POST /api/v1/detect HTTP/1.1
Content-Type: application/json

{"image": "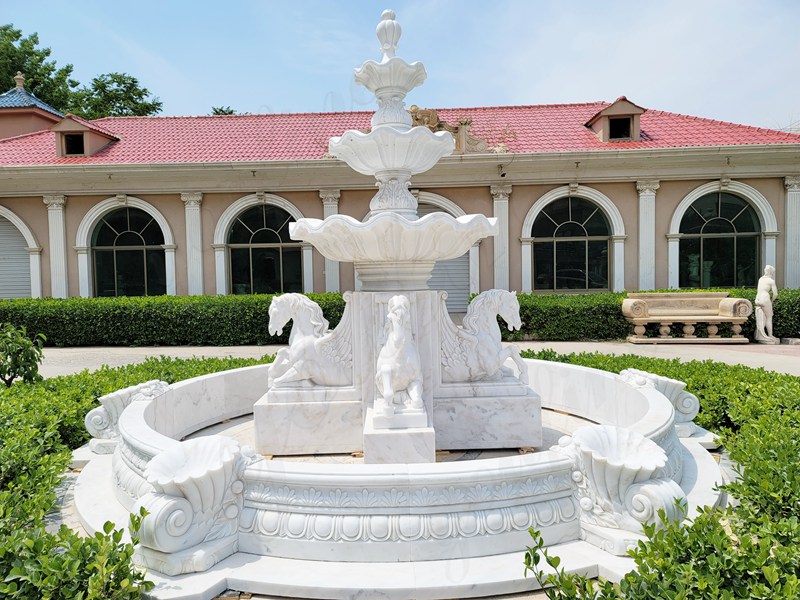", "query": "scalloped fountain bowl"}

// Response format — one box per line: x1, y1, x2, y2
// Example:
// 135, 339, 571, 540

290, 211, 498, 291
